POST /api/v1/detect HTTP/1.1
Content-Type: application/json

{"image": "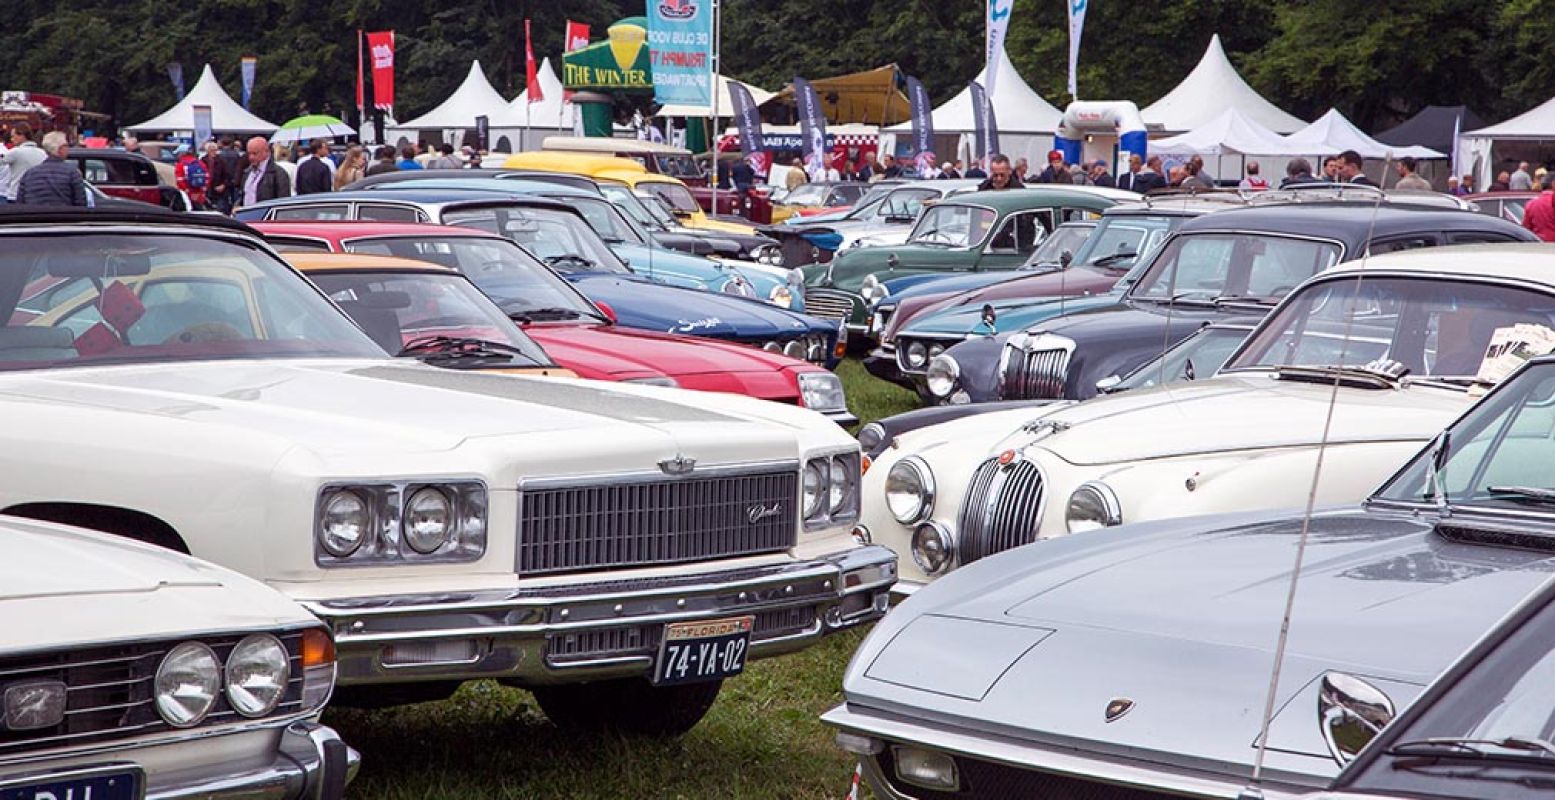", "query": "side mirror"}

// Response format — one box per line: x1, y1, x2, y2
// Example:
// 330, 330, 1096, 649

886, 253, 900, 270
1060, 250, 1073, 268
593, 301, 618, 324
1318, 672, 1396, 765
1095, 375, 1122, 393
